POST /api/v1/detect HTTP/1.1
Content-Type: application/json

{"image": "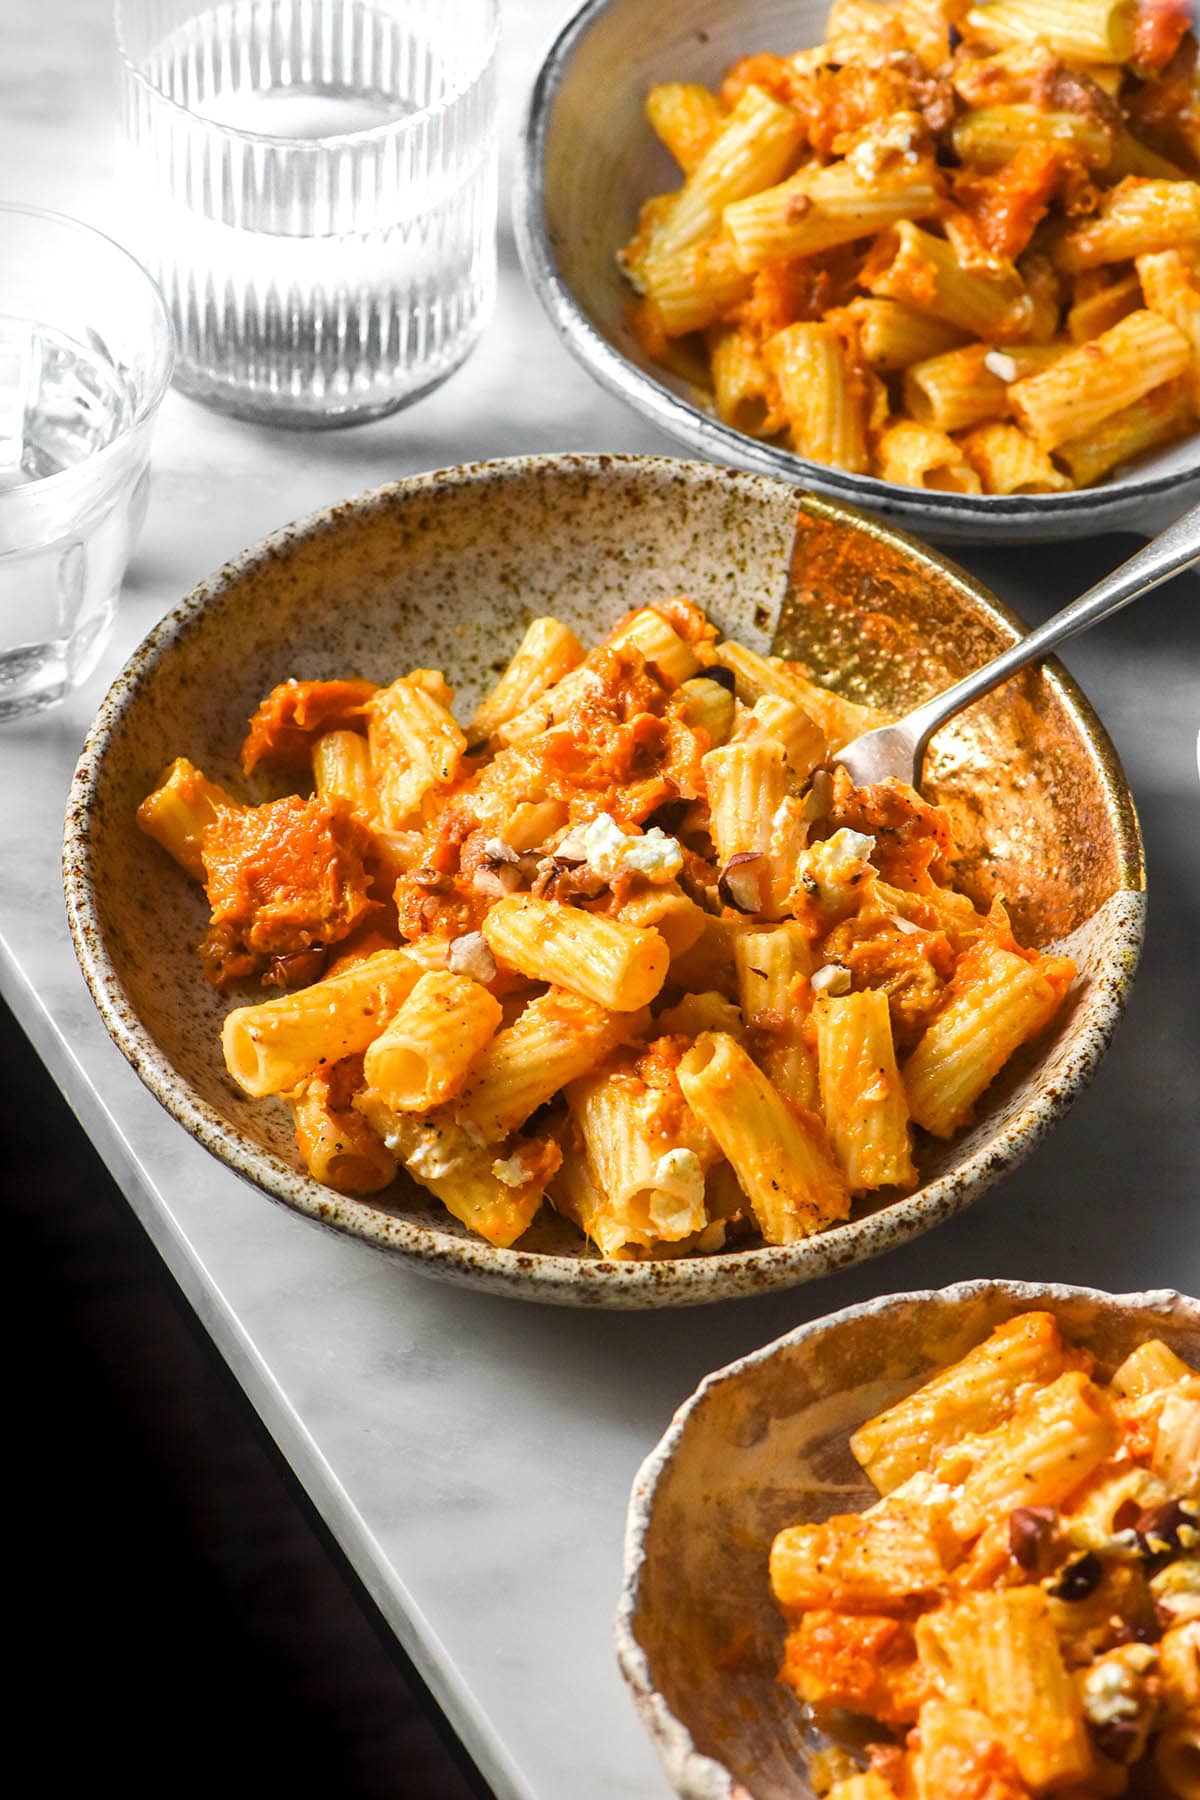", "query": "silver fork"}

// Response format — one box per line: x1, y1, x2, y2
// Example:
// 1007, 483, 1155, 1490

834, 499, 1200, 791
